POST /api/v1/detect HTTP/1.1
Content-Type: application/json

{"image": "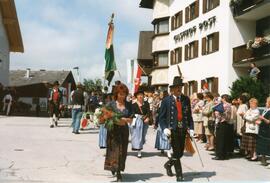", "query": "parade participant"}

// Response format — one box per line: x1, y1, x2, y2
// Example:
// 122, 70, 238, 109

192, 93, 204, 142
154, 90, 172, 157
70, 83, 85, 134
159, 76, 194, 182
48, 81, 62, 128
212, 94, 232, 160
98, 93, 112, 149
103, 83, 132, 182
2, 90, 12, 116
256, 97, 270, 166
130, 88, 151, 158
